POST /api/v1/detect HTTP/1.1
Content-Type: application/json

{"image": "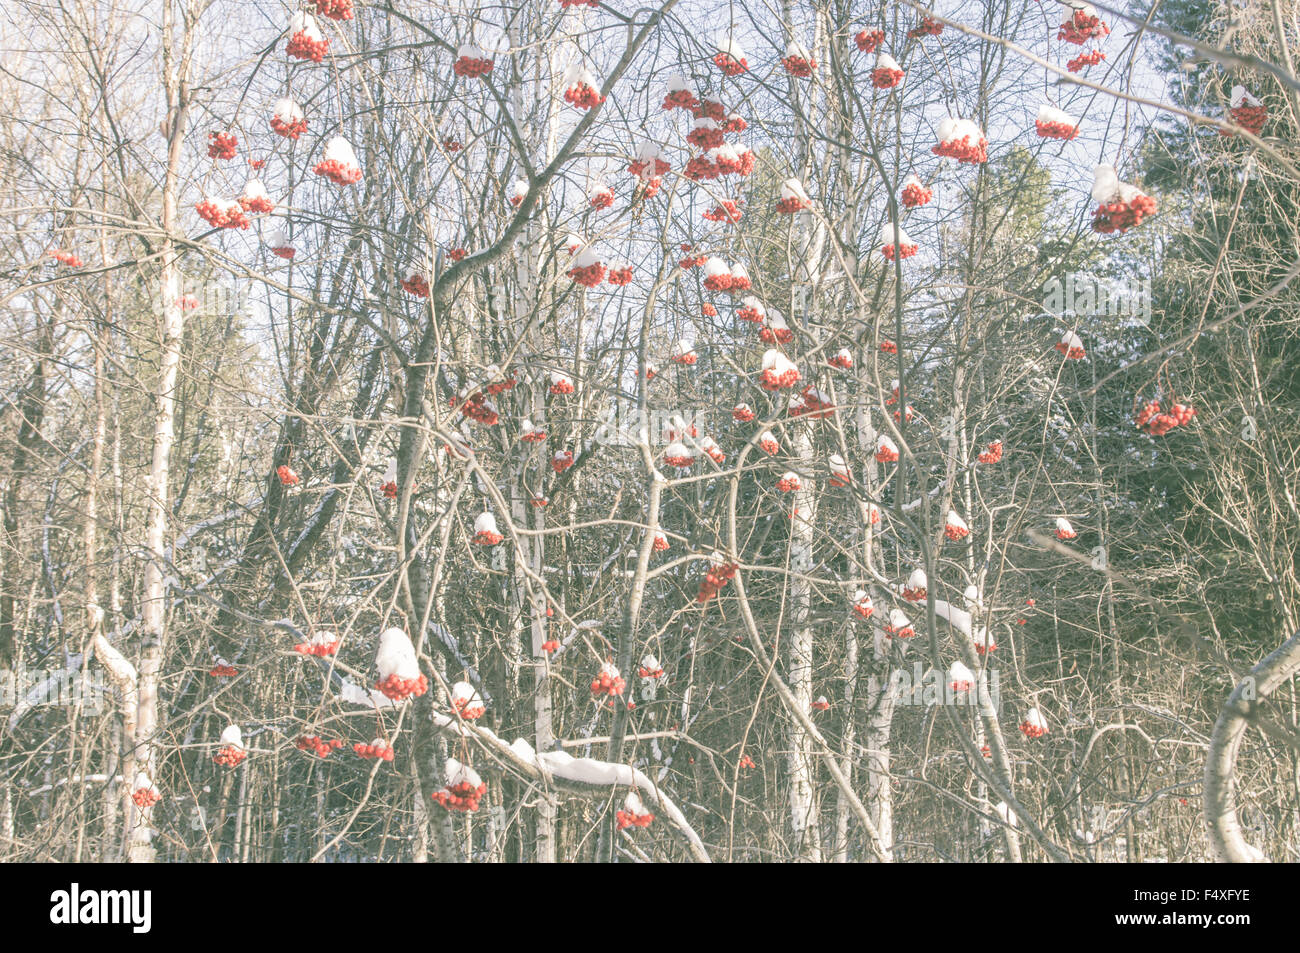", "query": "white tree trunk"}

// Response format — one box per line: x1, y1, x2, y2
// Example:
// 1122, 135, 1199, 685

130, 0, 189, 862
786, 425, 821, 861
